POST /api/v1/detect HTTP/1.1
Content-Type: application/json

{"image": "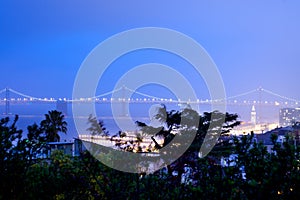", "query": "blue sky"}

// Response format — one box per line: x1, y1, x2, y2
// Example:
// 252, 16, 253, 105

1, 0, 300, 100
